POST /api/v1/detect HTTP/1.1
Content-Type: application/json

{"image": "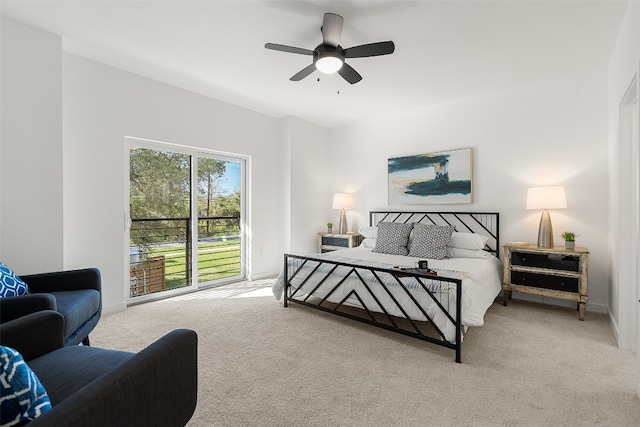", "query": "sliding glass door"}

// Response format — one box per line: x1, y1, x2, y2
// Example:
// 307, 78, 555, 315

128, 139, 245, 301
195, 155, 243, 283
